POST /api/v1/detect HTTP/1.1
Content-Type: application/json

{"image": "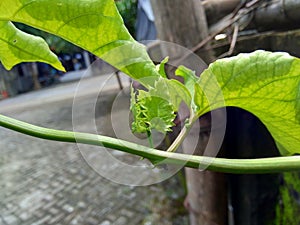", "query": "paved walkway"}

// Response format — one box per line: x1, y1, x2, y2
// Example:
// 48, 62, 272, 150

0, 74, 188, 225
